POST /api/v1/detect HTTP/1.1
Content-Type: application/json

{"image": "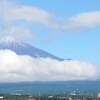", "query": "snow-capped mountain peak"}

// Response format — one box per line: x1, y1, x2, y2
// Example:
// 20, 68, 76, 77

0, 36, 21, 44
1, 36, 17, 43
0, 36, 63, 61
0, 36, 26, 47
